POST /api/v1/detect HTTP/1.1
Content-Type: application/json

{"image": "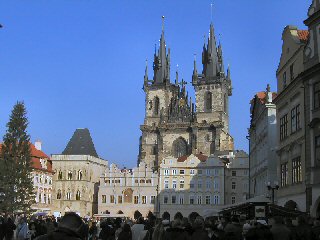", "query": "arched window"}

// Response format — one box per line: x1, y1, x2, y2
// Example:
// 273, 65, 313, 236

78, 170, 83, 180
210, 141, 216, 155
205, 92, 212, 112
57, 190, 62, 200
44, 194, 47, 204
76, 190, 81, 201
67, 171, 73, 180
172, 138, 188, 158
58, 171, 63, 180
154, 97, 160, 116
66, 190, 72, 200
